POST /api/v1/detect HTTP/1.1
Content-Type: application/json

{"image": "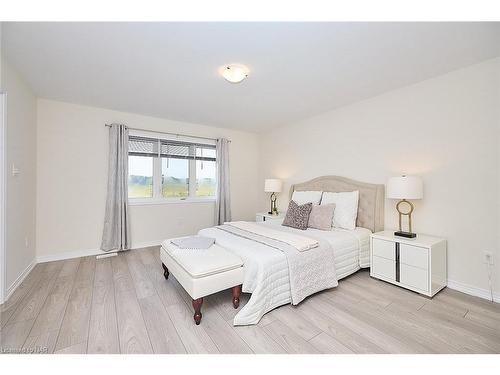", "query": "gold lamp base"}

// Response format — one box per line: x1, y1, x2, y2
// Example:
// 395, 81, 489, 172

395, 199, 417, 238
268, 192, 279, 215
